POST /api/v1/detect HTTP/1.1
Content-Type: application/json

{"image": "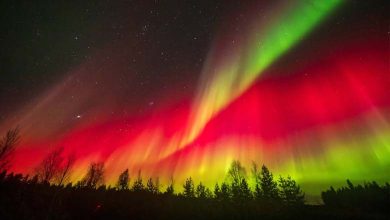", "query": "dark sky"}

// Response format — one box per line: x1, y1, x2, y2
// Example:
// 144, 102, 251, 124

0, 0, 230, 119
